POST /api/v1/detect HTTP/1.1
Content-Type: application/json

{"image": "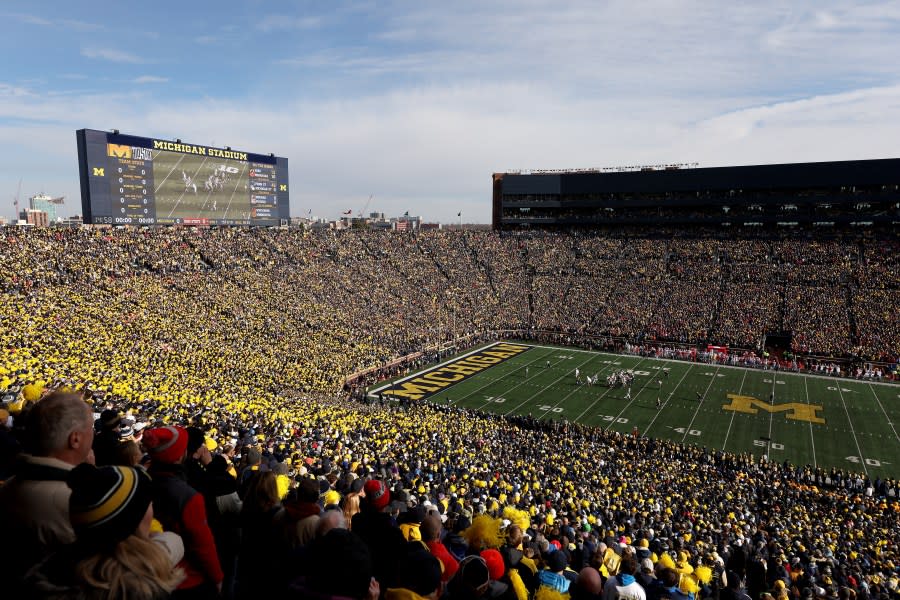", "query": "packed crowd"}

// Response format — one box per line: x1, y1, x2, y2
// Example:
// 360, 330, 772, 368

1, 386, 898, 600
0, 227, 898, 599
0, 229, 896, 384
